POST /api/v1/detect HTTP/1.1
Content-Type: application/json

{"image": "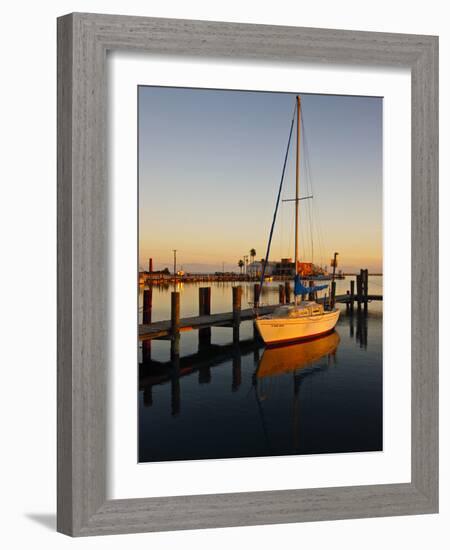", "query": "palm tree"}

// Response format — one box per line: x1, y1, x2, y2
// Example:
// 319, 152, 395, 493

238, 259, 244, 274
249, 249, 256, 278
